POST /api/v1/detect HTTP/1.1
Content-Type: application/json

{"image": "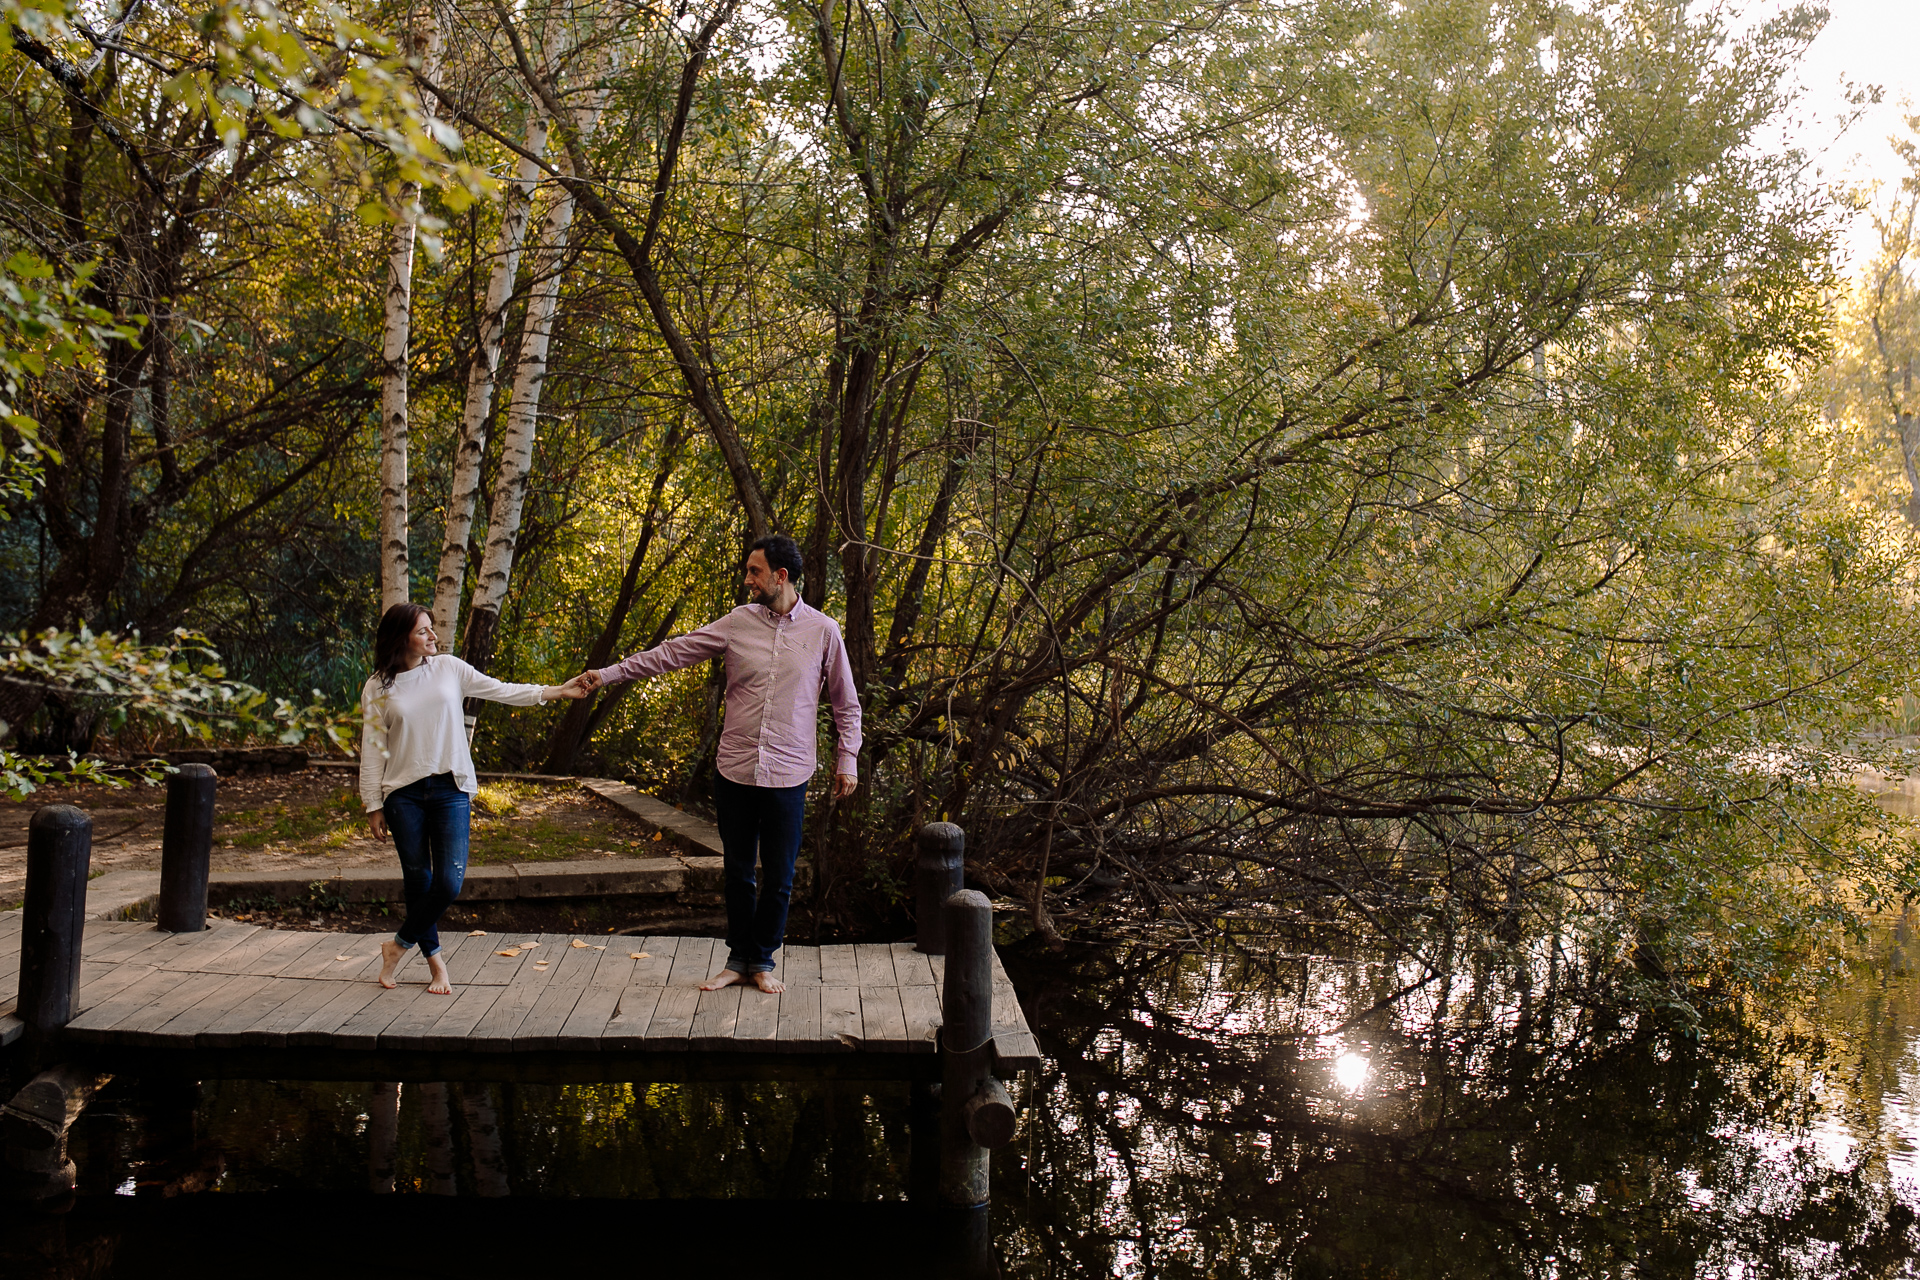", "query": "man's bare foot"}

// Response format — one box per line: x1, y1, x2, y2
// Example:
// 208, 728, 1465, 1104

699, 968, 745, 991
378, 939, 404, 989
750, 971, 786, 994
426, 954, 453, 996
